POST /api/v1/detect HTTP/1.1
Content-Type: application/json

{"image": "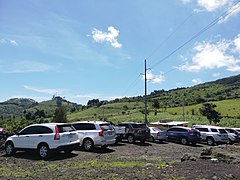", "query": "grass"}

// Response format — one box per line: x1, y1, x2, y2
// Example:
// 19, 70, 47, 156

0, 157, 171, 179
67, 99, 240, 127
